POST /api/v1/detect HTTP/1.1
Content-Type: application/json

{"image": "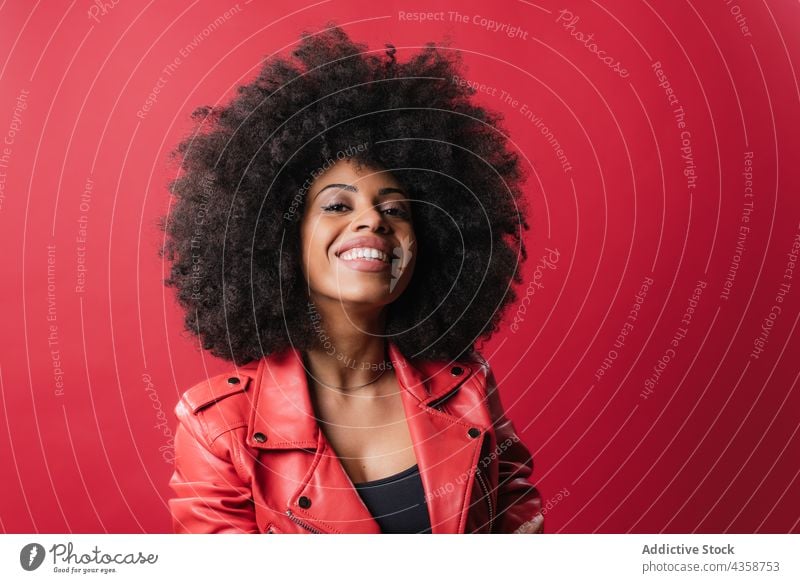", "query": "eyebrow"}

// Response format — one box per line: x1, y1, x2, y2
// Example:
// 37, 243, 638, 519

312, 183, 407, 201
